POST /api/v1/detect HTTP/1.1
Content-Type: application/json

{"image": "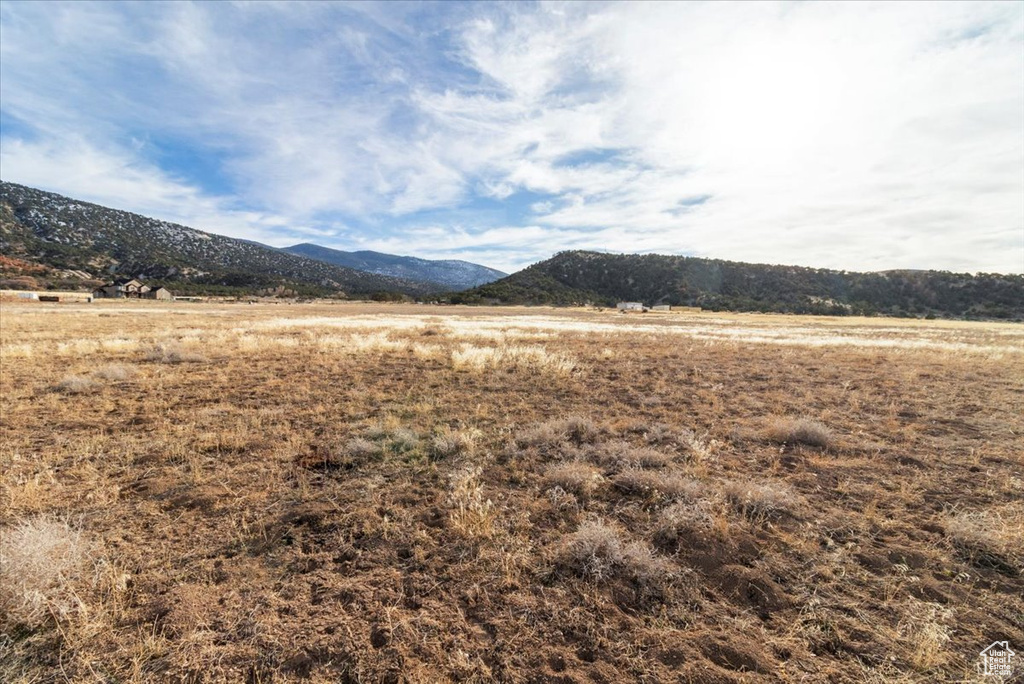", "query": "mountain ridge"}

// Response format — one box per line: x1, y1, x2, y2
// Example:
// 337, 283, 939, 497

282, 243, 506, 290
0, 181, 435, 297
